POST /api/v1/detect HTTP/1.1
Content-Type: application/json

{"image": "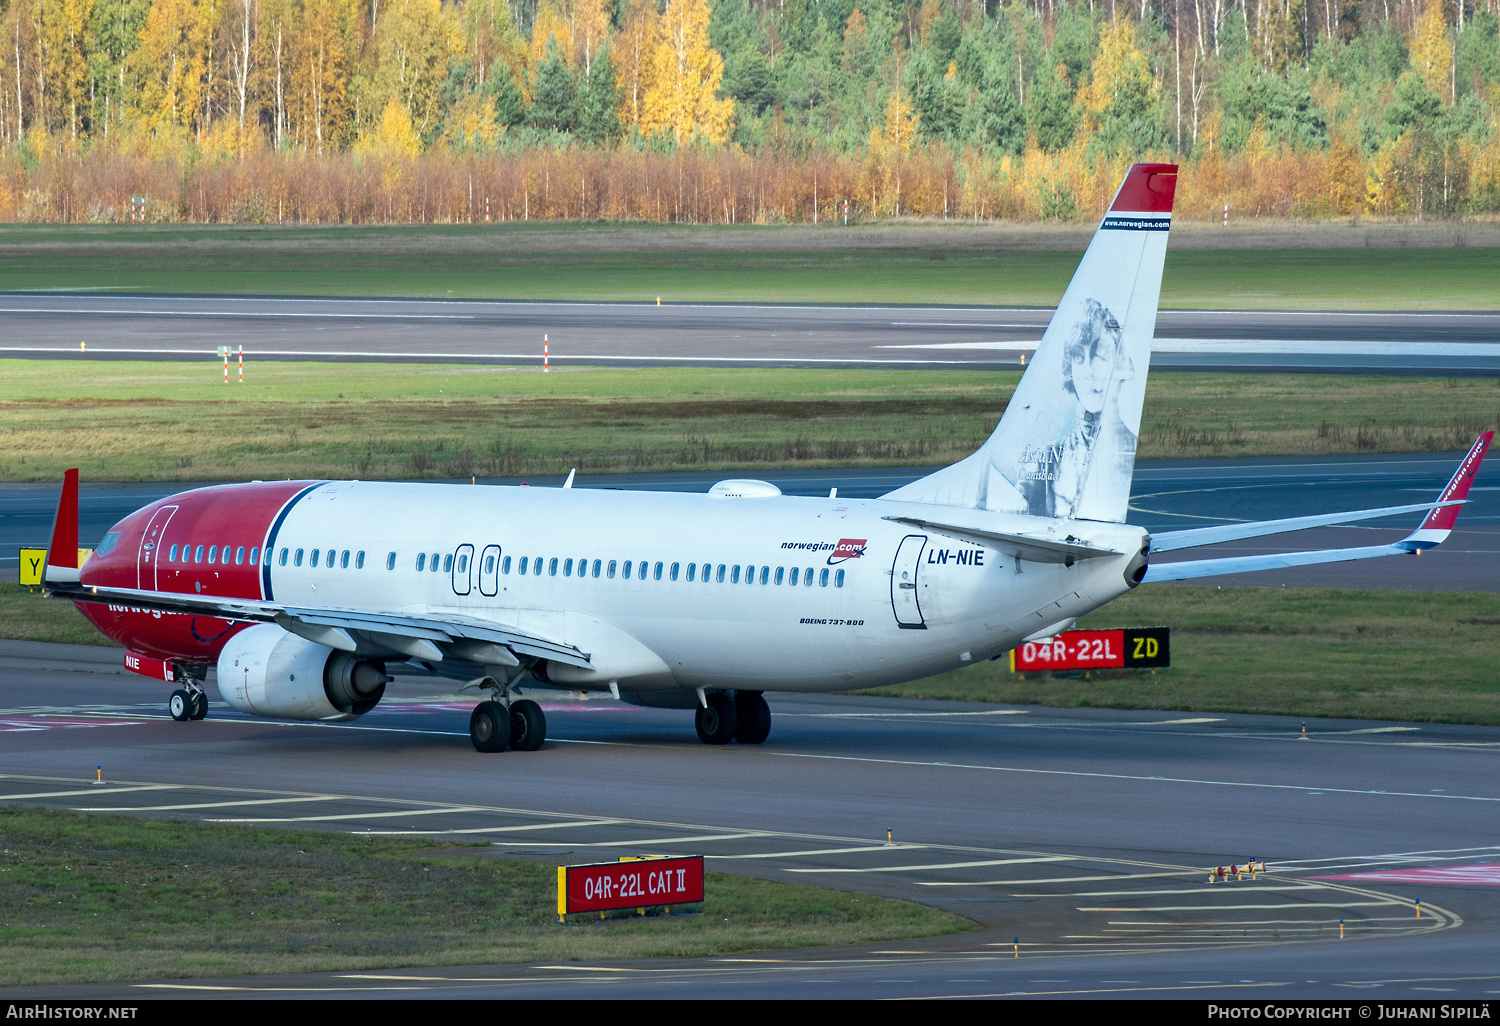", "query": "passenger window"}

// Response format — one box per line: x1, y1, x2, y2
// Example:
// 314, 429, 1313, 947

730, 565, 740, 584
820, 568, 830, 587
207, 546, 217, 565
563, 558, 573, 577
549, 557, 558, 576
484, 555, 495, 574
775, 566, 784, 585
655, 561, 664, 581
342, 550, 351, 569
310, 549, 319, 568
835, 569, 845, 587
430, 552, 439, 572
250, 547, 260, 566
501, 556, 511, 574
607, 560, 617, 579
745, 565, 755, 583
279, 548, 289, 566
169, 544, 178, 562
716, 564, 726, 583
592, 559, 602, 578
759, 566, 769, 585
533, 557, 543, 576
789, 567, 798, 586
686, 563, 696, 582
294, 548, 304, 567
417, 553, 427, 572
356, 551, 365, 570
670, 562, 680, 581
194, 545, 204, 564
235, 546, 245, 565
444, 554, 454, 573
805, 567, 815, 586
517, 556, 527, 575
385, 551, 395, 570
457, 554, 468, 574
622, 560, 632, 579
